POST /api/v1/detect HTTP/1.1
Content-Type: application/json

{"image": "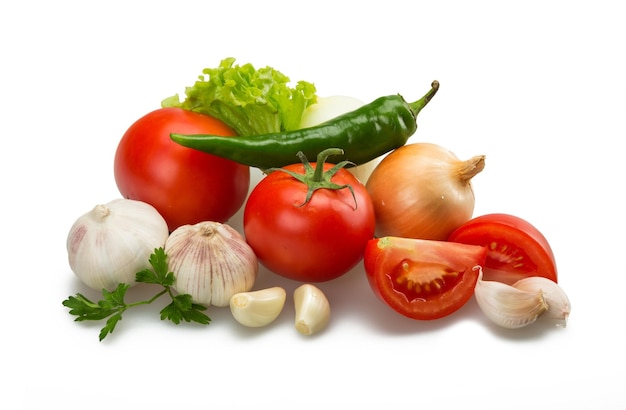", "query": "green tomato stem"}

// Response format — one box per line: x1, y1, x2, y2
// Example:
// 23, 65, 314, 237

267, 148, 358, 208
